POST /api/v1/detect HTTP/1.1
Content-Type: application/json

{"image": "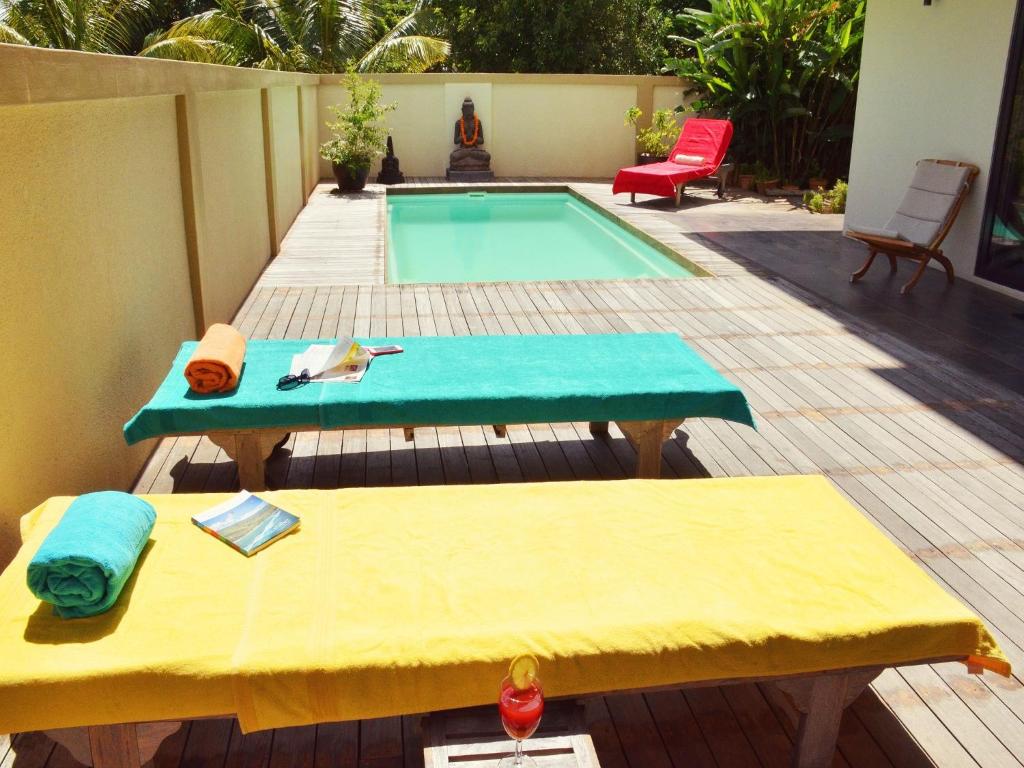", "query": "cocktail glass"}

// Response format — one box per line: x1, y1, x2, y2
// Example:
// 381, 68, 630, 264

497, 670, 544, 768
